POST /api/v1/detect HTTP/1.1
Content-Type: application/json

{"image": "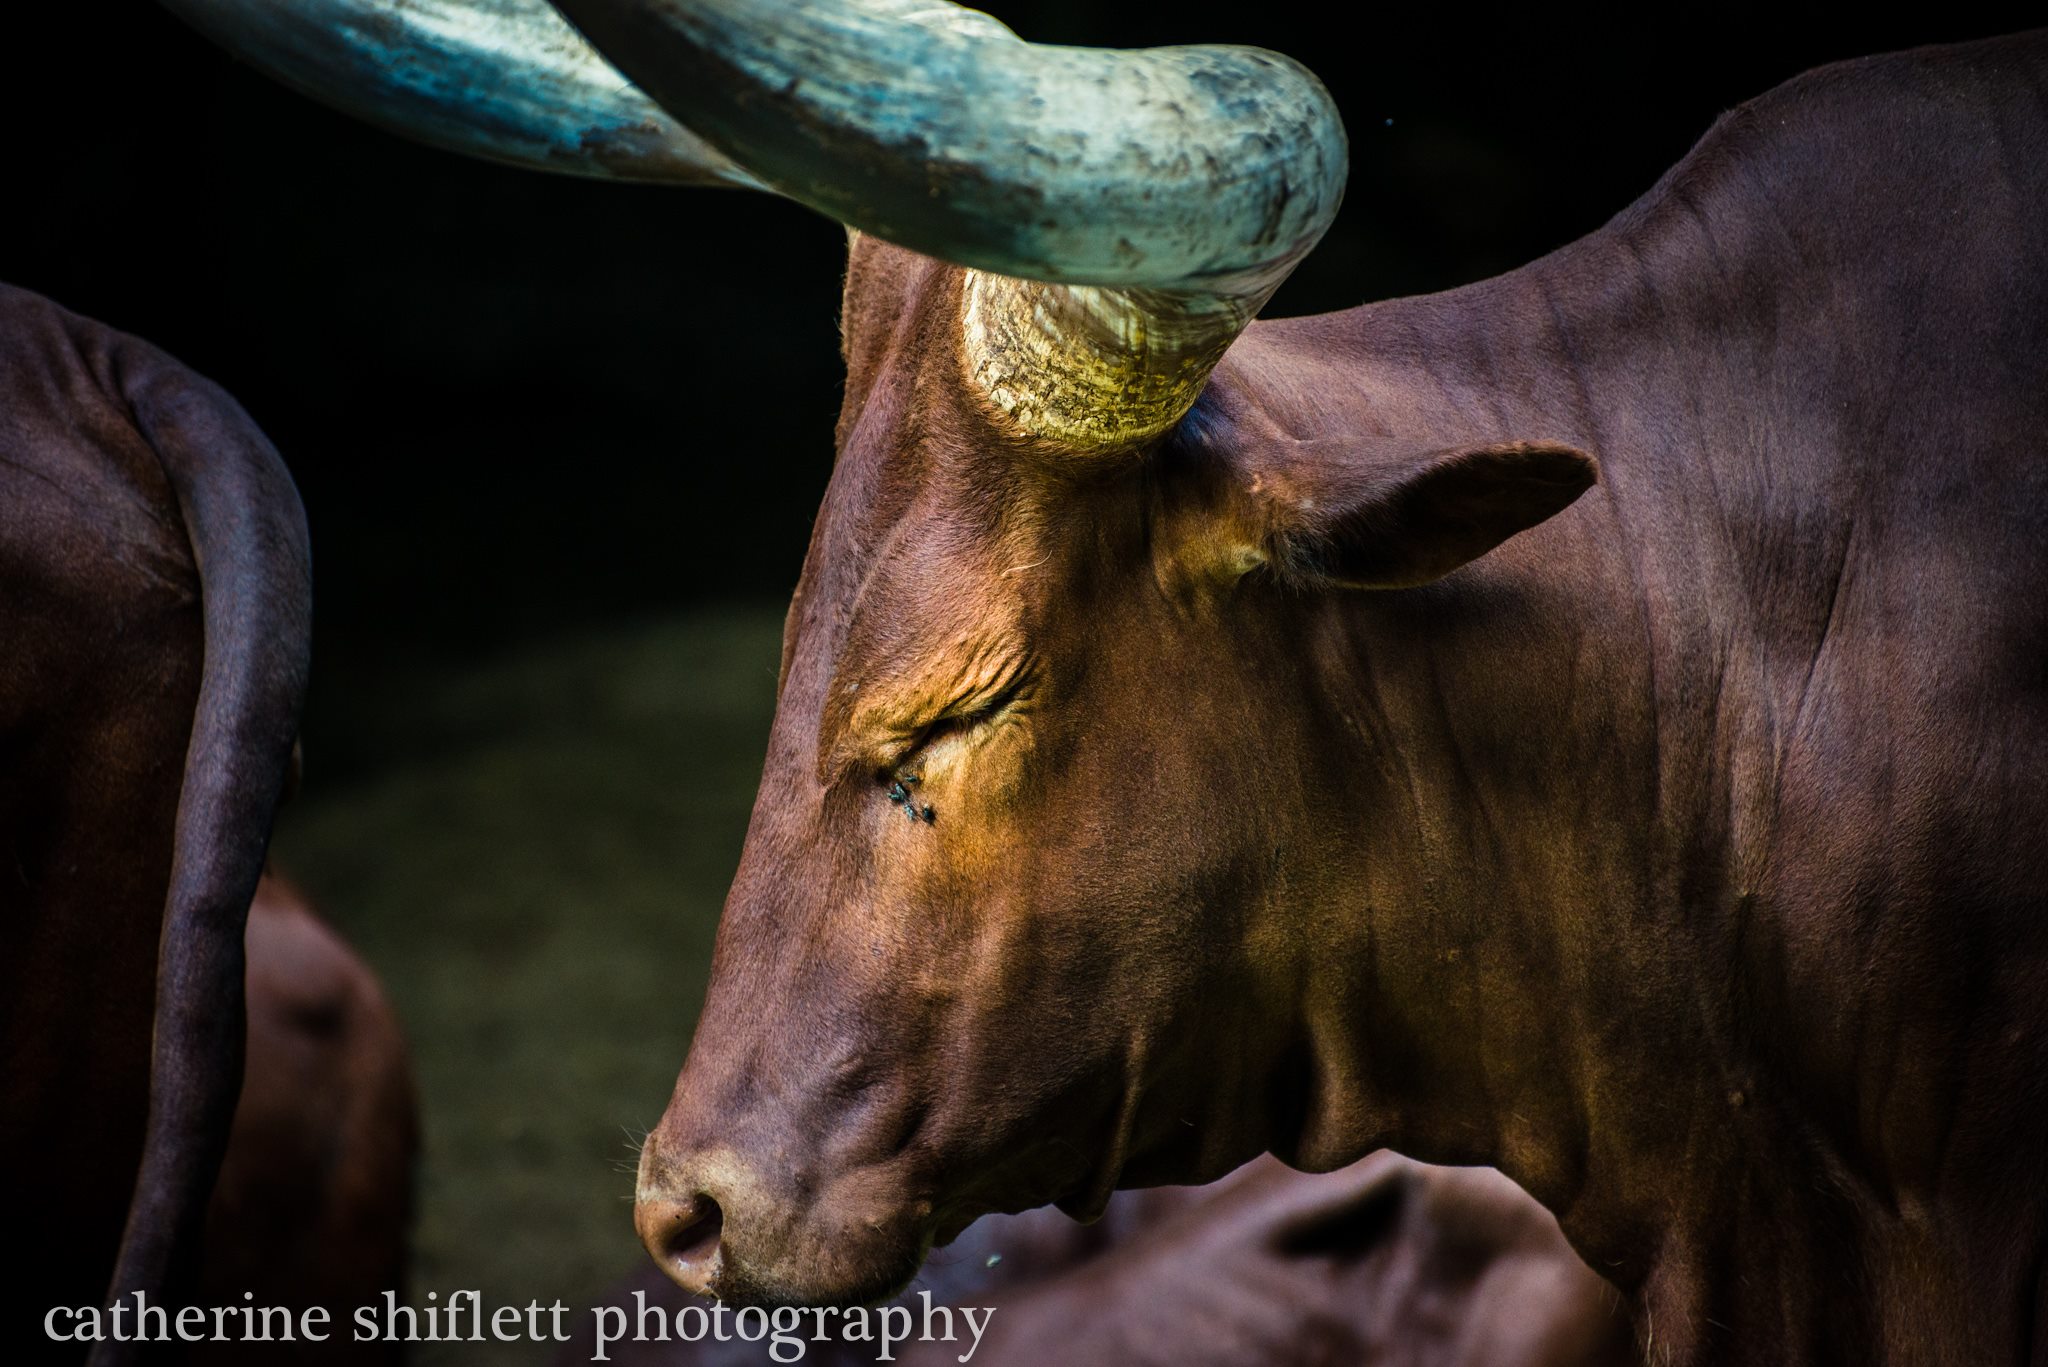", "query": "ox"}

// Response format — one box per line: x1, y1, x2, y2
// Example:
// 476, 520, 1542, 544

0, 281, 309, 1363
172, 3, 2048, 1363
563, 1153, 1630, 1367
